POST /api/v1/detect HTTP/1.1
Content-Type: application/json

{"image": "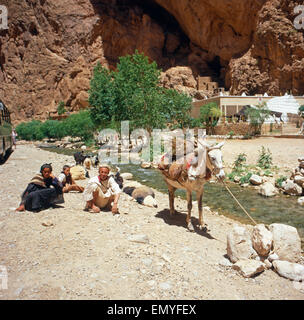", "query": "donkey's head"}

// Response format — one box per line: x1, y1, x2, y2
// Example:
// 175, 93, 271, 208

206, 142, 225, 180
